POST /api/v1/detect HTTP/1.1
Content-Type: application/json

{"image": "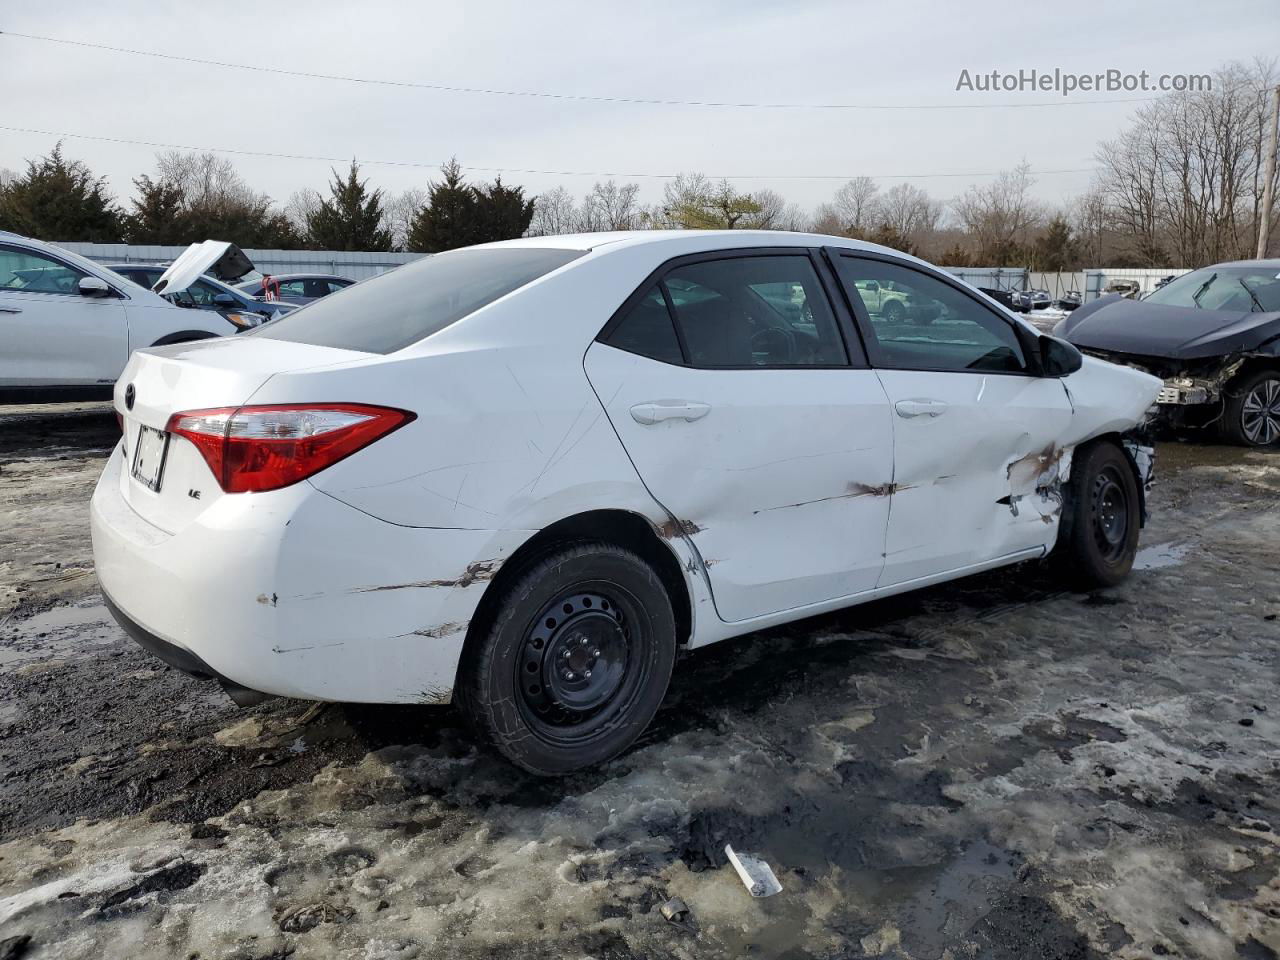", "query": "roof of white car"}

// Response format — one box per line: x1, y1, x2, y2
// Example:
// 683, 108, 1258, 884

479, 230, 897, 256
